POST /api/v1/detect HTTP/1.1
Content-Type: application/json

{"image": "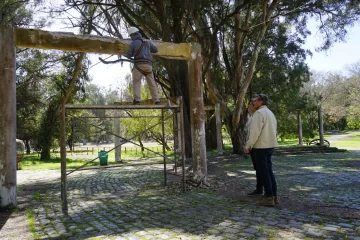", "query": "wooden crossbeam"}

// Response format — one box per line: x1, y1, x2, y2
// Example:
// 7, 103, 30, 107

14, 28, 191, 60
